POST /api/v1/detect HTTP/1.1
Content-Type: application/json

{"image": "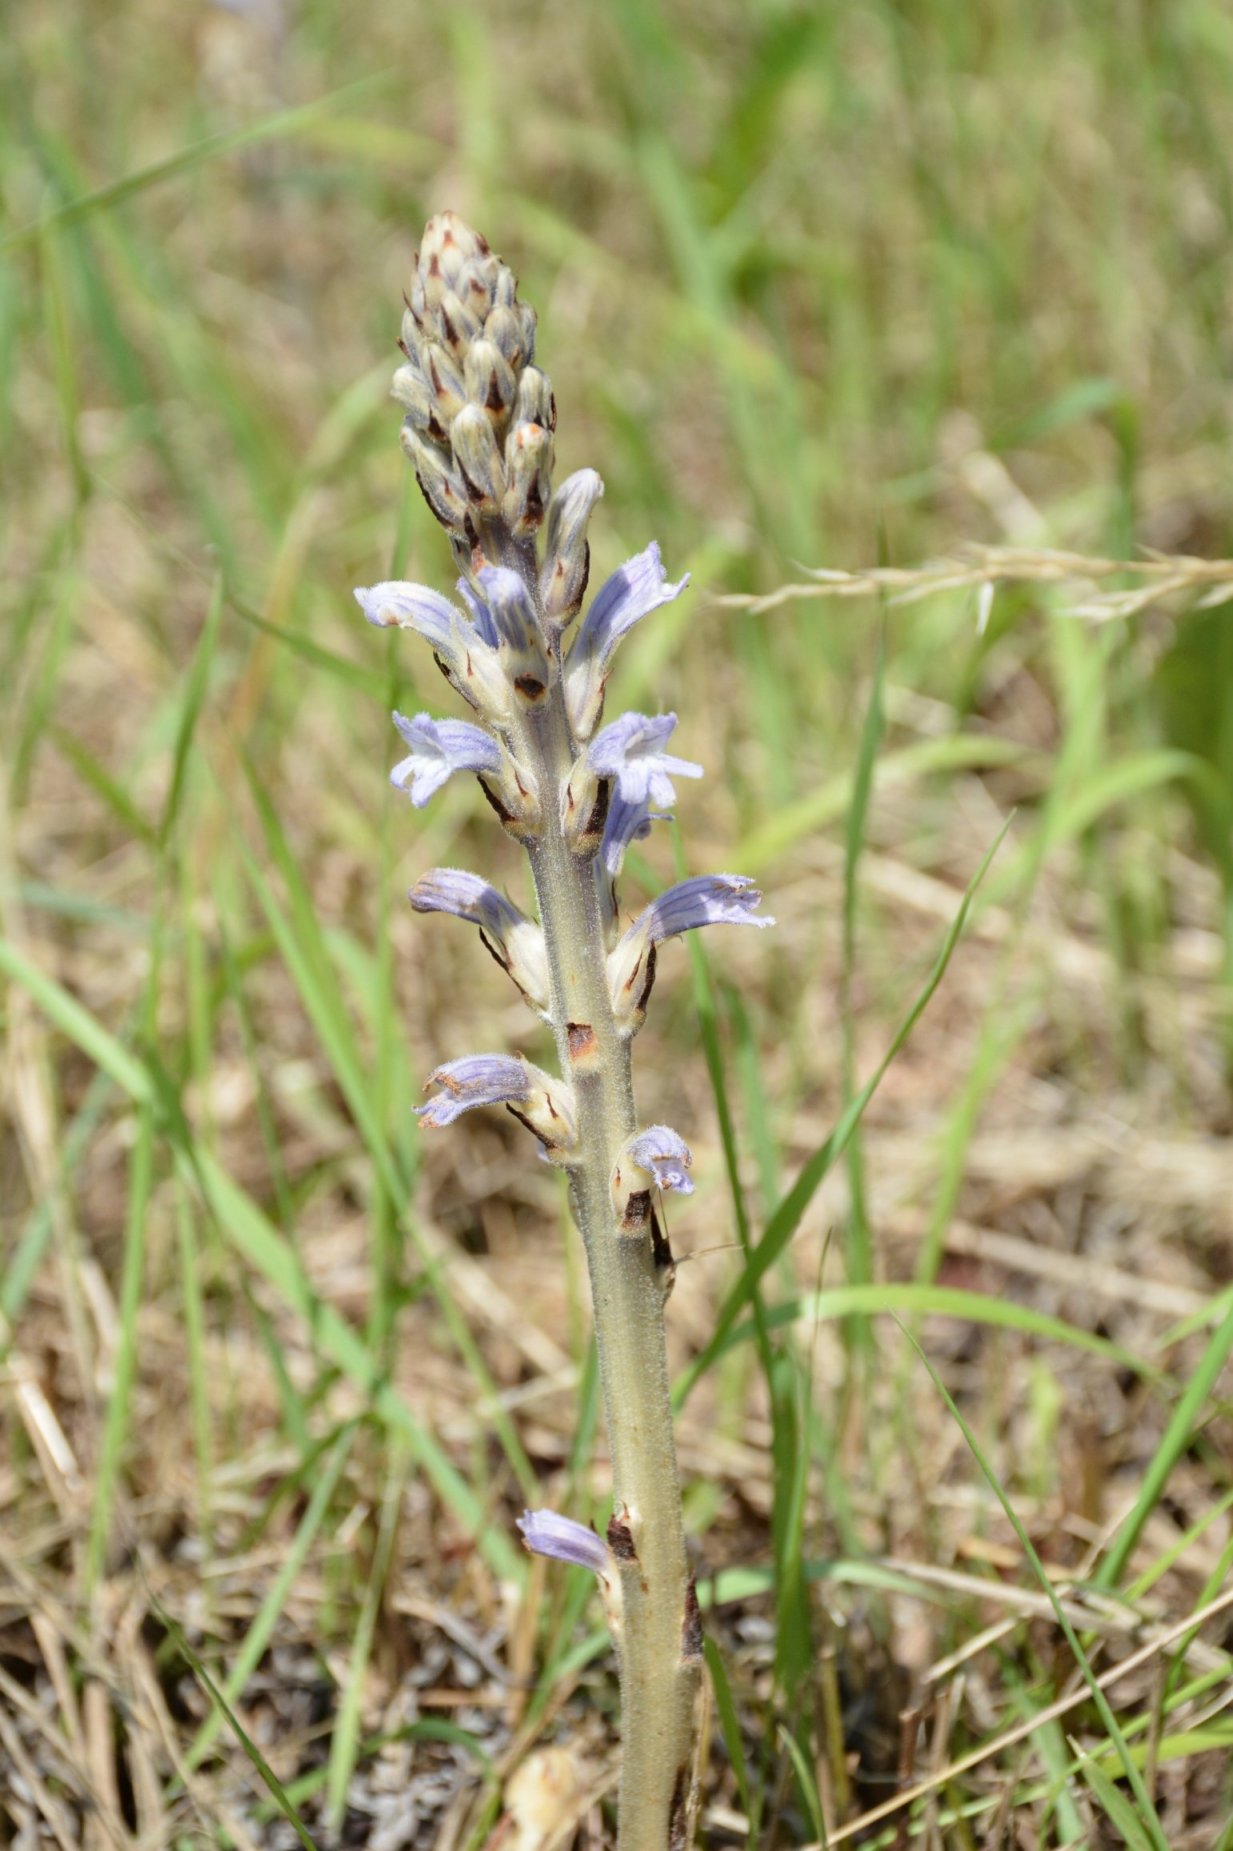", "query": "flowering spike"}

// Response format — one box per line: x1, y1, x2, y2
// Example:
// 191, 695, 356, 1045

565, 543, 691, 738
516, 1509, 611, 1578
362, 213, 770, 1851
589, 712, 703, 809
